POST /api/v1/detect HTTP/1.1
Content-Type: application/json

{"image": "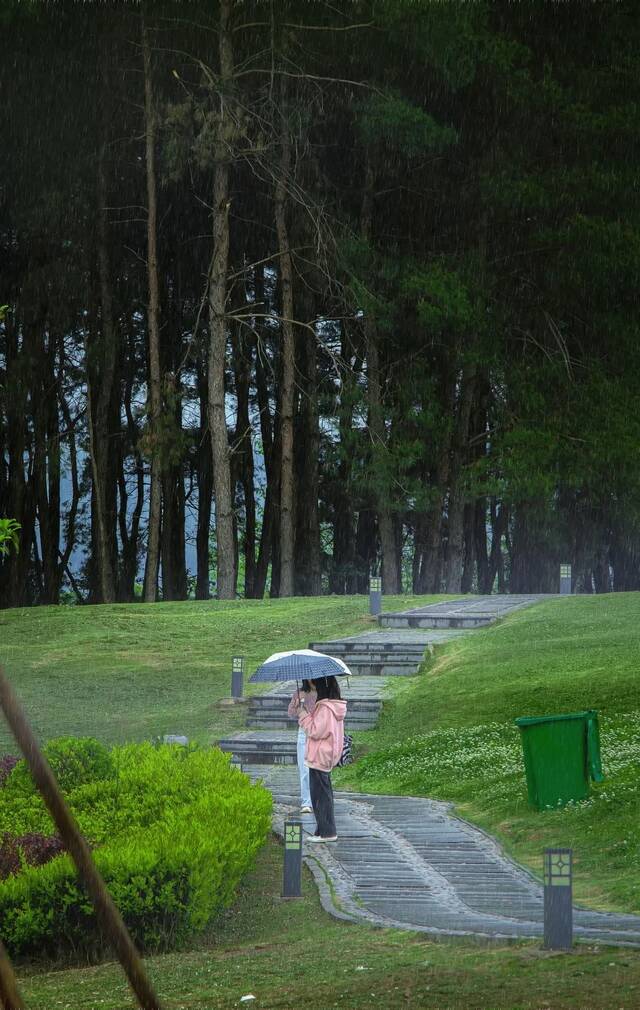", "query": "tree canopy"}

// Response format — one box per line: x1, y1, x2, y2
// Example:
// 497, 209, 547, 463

1, 0, 639, 606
